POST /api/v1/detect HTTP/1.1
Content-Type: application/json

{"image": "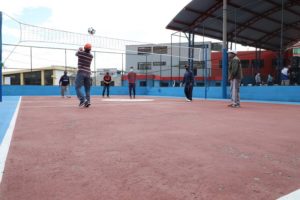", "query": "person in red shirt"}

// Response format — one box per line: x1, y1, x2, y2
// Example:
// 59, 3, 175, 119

127, 66, 137, 99
102, 72, 112, 97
